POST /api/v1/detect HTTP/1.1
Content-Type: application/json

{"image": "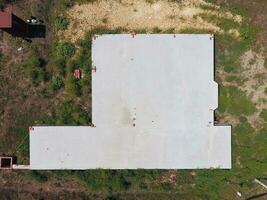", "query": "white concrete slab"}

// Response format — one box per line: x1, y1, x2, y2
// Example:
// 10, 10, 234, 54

30, 34, 231, 169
